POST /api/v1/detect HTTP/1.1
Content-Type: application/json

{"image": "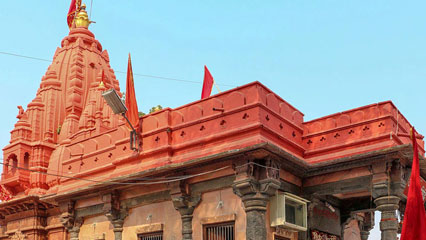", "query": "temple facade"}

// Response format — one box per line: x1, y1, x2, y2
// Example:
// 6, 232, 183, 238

1, 5, 425, 240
